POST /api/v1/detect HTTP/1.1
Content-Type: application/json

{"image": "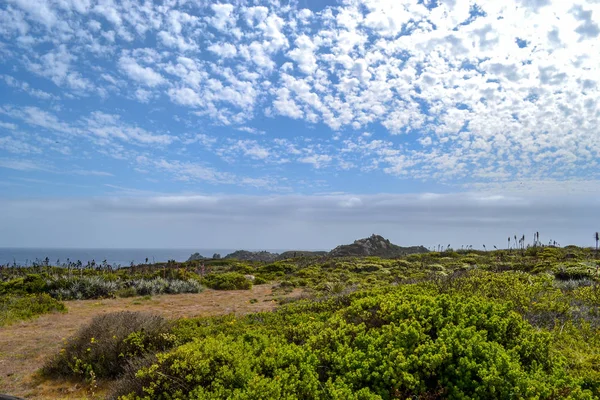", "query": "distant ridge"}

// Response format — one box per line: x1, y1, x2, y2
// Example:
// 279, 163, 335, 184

277, 250, 328, 259
223, 250, 328, 261
329, 234, 429, 258
186, 234, 427, 261
224, 250, 279, 262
